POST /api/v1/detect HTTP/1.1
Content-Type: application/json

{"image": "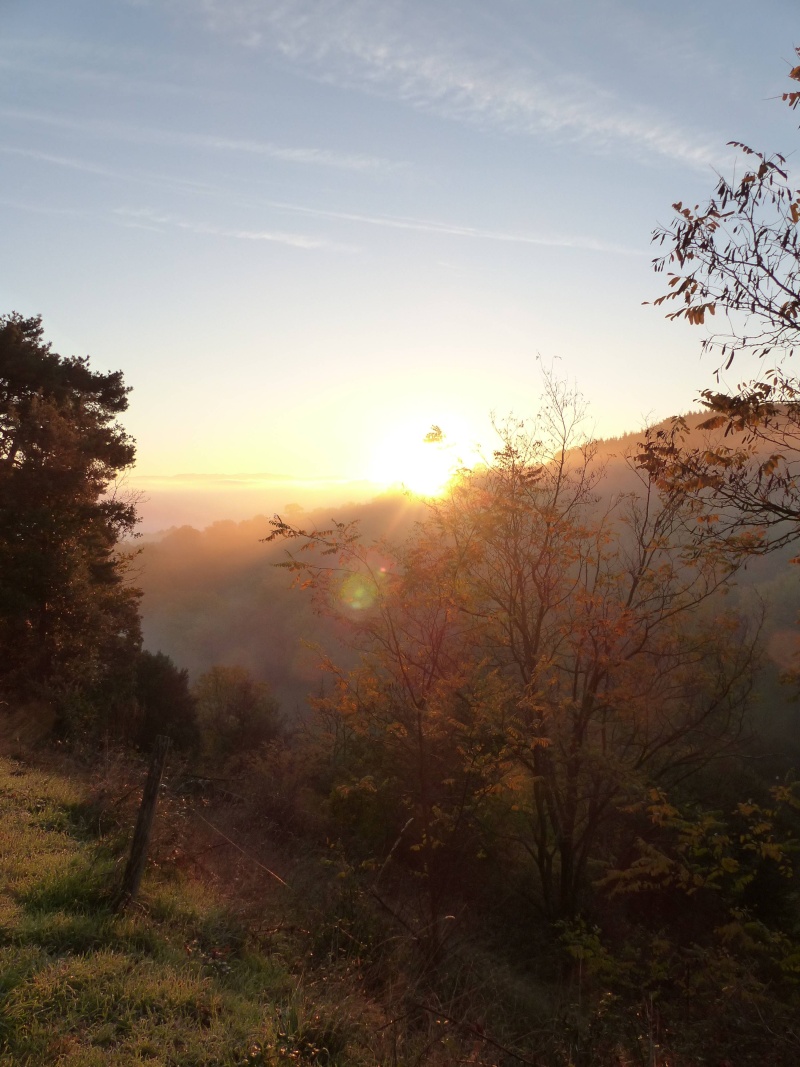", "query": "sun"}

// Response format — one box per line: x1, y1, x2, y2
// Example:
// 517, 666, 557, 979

368, 420, 471, 497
